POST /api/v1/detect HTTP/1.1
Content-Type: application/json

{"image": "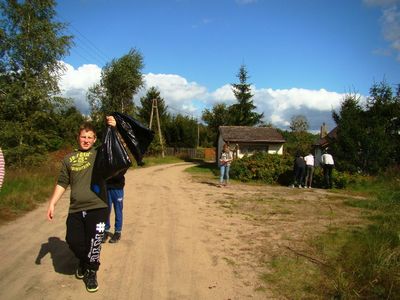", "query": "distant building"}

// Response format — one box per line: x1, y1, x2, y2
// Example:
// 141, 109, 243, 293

217, 126, 285, 162
314, 122, 337, 166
